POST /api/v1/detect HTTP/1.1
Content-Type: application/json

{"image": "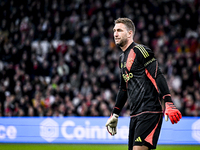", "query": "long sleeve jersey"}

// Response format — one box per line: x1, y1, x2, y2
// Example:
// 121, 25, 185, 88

113, 42, 172, 116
